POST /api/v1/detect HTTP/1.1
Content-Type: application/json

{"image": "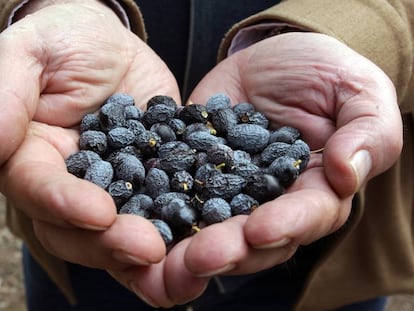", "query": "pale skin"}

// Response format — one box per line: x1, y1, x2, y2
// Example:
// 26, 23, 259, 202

0, 0, 403, 308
